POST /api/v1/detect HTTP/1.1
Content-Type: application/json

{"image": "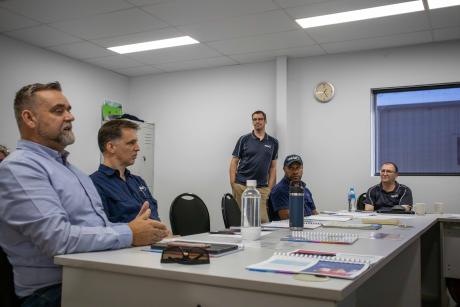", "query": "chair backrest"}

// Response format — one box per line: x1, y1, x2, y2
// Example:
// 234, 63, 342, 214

169, 193, 210, 236
221, 193, 241, 229
0, 246, 21, 307
266, 197, 278, 222
357, 193, 367, 211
